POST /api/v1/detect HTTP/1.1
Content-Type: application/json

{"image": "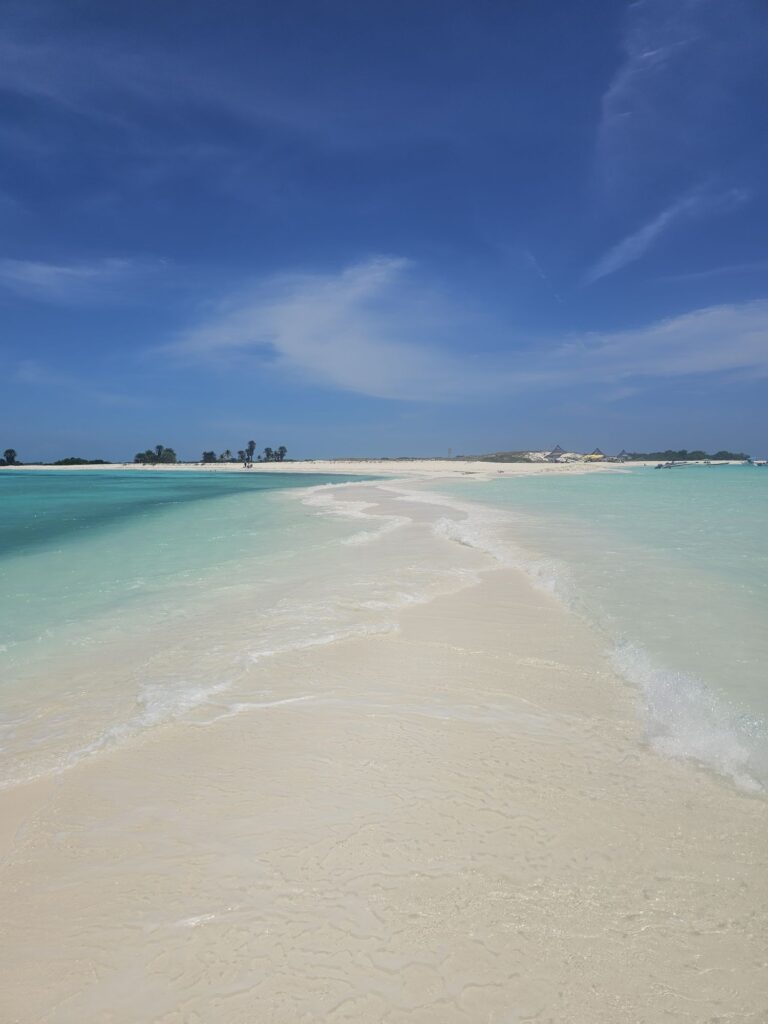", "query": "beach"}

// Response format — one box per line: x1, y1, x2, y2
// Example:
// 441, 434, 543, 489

0, 469, 766, 1022
10, 457, 665, 476
5, 0, 766, 1017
